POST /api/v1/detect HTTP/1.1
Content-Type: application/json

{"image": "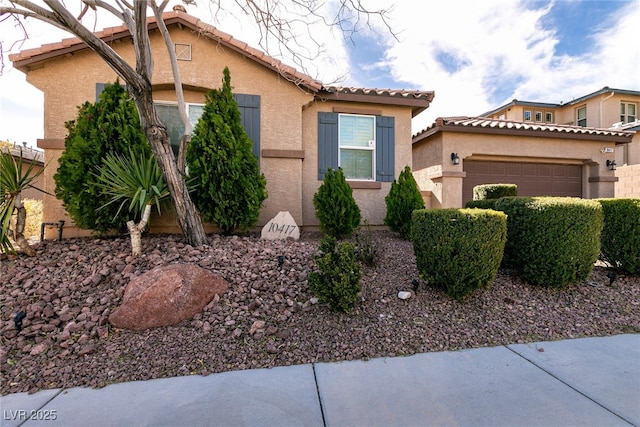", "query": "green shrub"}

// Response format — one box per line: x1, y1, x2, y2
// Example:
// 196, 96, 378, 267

411, 208, 507, 300
494, 197, 603, 286
313, 168, 361, 238
384, 165, 425, 239
597, 198, 640, 275
465, 199, 499, 210
473, 184, 517, 200
354, 220, 380, 267
186, 67, 267, 234
308, 236, 362, 312
54, 81, 150, 234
